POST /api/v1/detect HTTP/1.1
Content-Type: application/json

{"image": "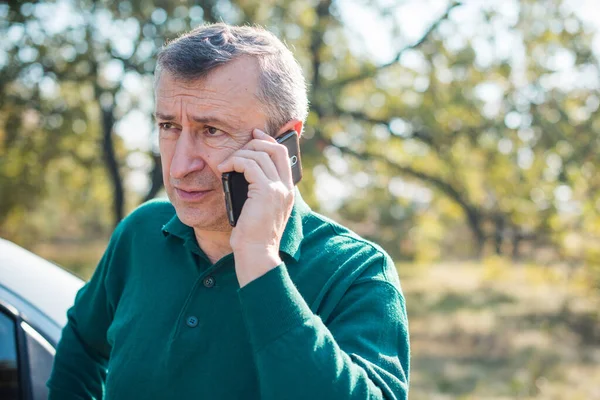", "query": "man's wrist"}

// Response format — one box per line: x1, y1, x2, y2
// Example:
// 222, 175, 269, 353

233, 247, 282, 288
